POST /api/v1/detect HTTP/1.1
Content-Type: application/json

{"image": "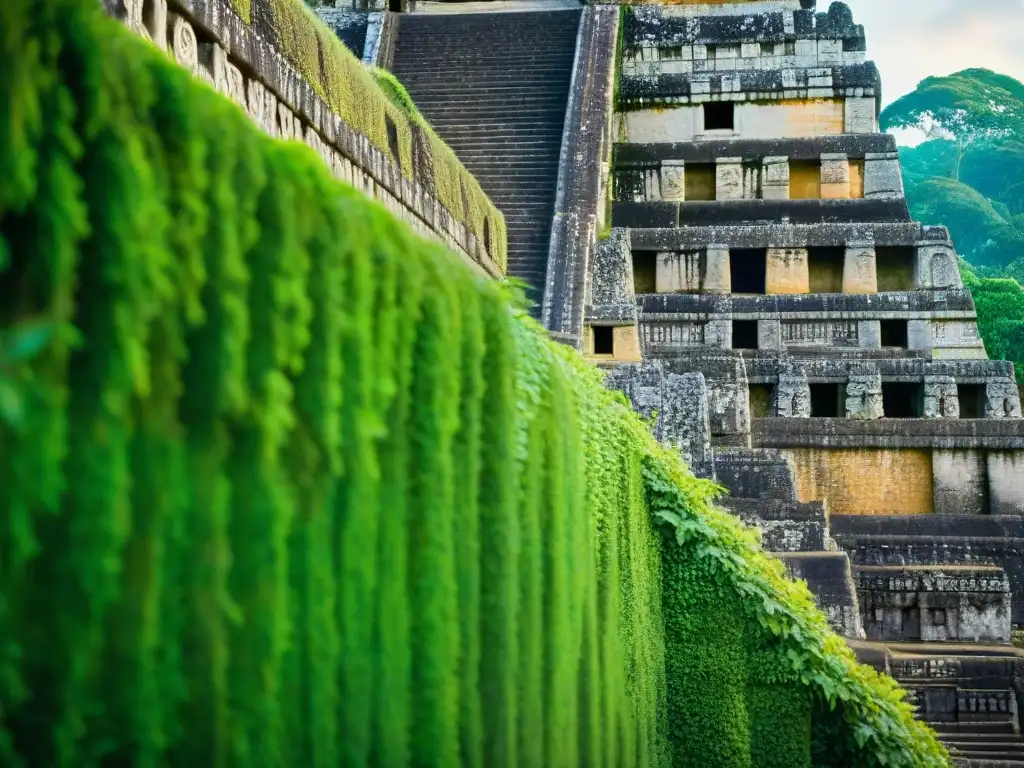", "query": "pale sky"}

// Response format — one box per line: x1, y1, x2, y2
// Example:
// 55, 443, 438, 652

844, 0, 1024, 105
